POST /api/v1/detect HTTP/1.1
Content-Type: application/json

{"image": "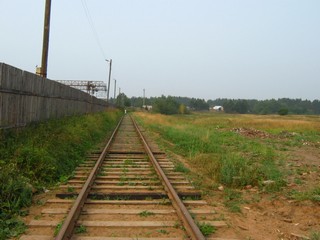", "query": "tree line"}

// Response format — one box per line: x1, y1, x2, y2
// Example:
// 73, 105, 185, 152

111, 94, 320, 115
211, 98, 320, 115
